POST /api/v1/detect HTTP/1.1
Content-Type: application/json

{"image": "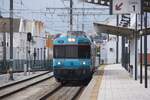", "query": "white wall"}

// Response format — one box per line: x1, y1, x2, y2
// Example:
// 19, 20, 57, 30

106, 39, 116, 64
101, 44, 107, 64
100, 35, 120, 64
0, 18, 46, 61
